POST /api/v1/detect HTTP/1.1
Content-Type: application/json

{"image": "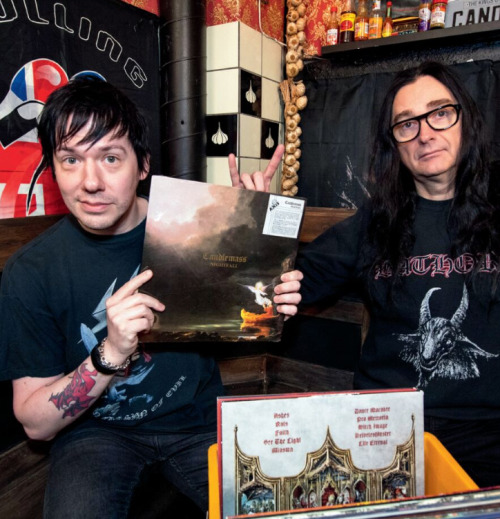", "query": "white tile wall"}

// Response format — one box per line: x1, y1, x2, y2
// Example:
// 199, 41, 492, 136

206, 21, 284, 194
206, 156, 233, 186
261, 78, 282, 122
207, 69, 239, 114
239, 114, 261, 158
206, 22, 239, 71
240, 158, 262, 177
239, 23, 262, 75
262, 36, 284, 82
